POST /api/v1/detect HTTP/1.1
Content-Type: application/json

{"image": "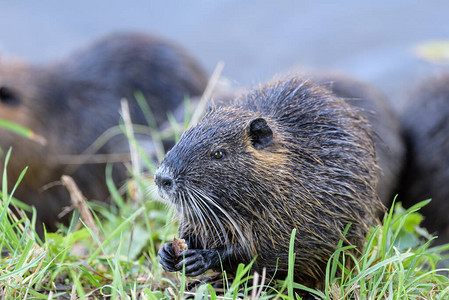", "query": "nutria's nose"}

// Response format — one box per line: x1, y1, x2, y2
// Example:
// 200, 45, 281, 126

154, 172, 174, 191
